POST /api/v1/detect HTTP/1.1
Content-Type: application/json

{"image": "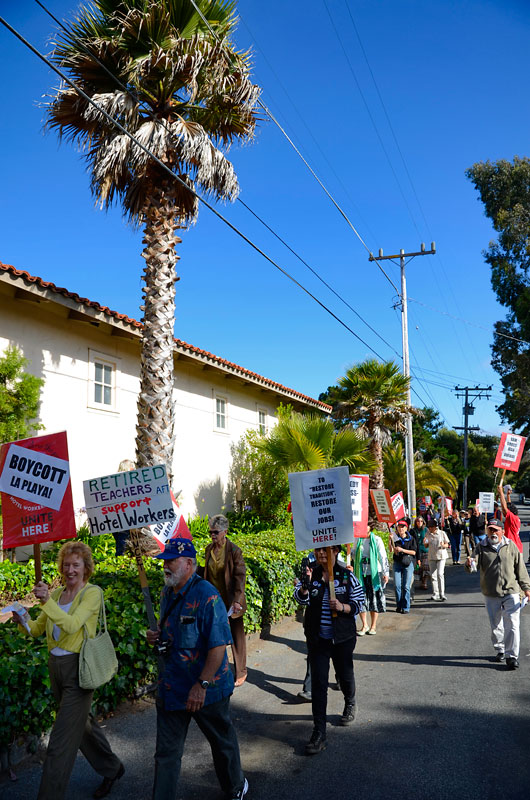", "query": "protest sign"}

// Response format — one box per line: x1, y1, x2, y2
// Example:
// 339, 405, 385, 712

479, 492, 495, 514
494, 433, 526, 471
150, 490, 192, 550
349, 474, 369, 538
370, 488, 396, 524
288, 466, 353, 551
391, 491, 406, 522
0, 442, 70, 511
83, 464, 173, 536
0, 432, 76, 549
